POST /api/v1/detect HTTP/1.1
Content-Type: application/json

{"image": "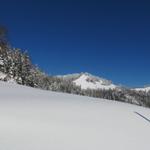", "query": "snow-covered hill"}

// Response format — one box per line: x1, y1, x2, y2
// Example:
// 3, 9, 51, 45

73, 73, 117, 90
0, 81, 150, 150
58, 72, 118, 90
134, 86, 150, 92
